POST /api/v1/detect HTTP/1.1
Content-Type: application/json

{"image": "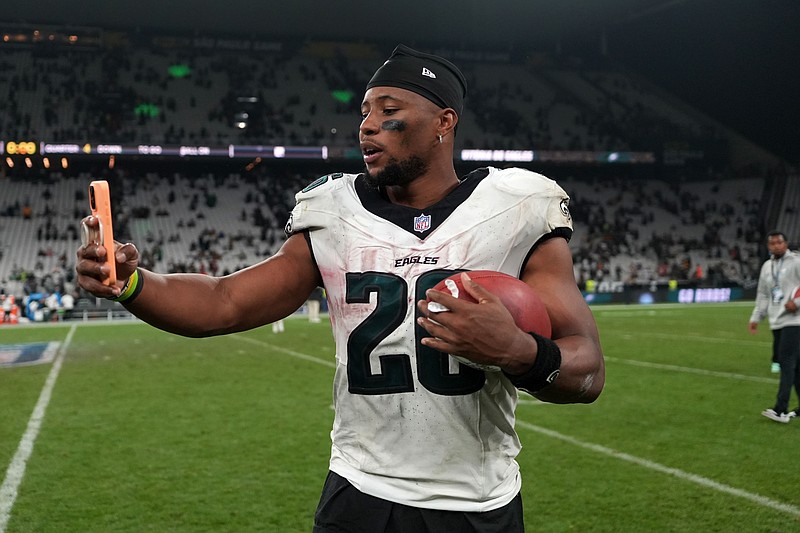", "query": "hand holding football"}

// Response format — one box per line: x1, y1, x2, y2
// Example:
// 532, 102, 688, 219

426, 270, 551, 371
